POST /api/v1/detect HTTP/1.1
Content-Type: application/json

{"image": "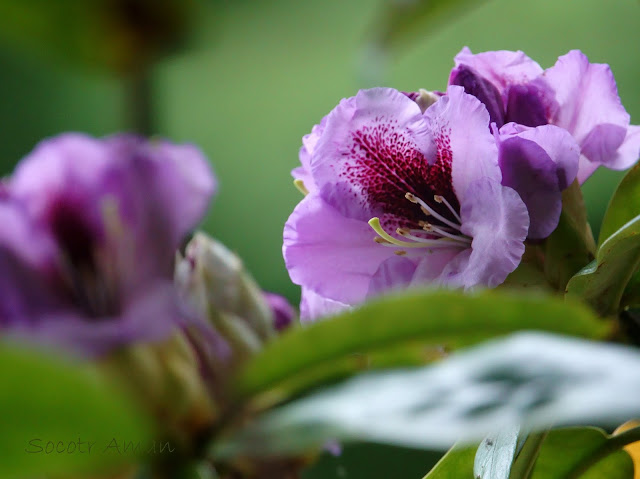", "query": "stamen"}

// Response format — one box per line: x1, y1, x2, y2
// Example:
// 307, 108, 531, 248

419, 221, 457, 233
374, 237, 392, 244
368, 218, 432, 248
405, 192, 461, 230
397, 227, 470, 246
394, 250, 407, 256
434, 195, 462, 223
293, 179, 309, 196
411, 226, 471, 243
